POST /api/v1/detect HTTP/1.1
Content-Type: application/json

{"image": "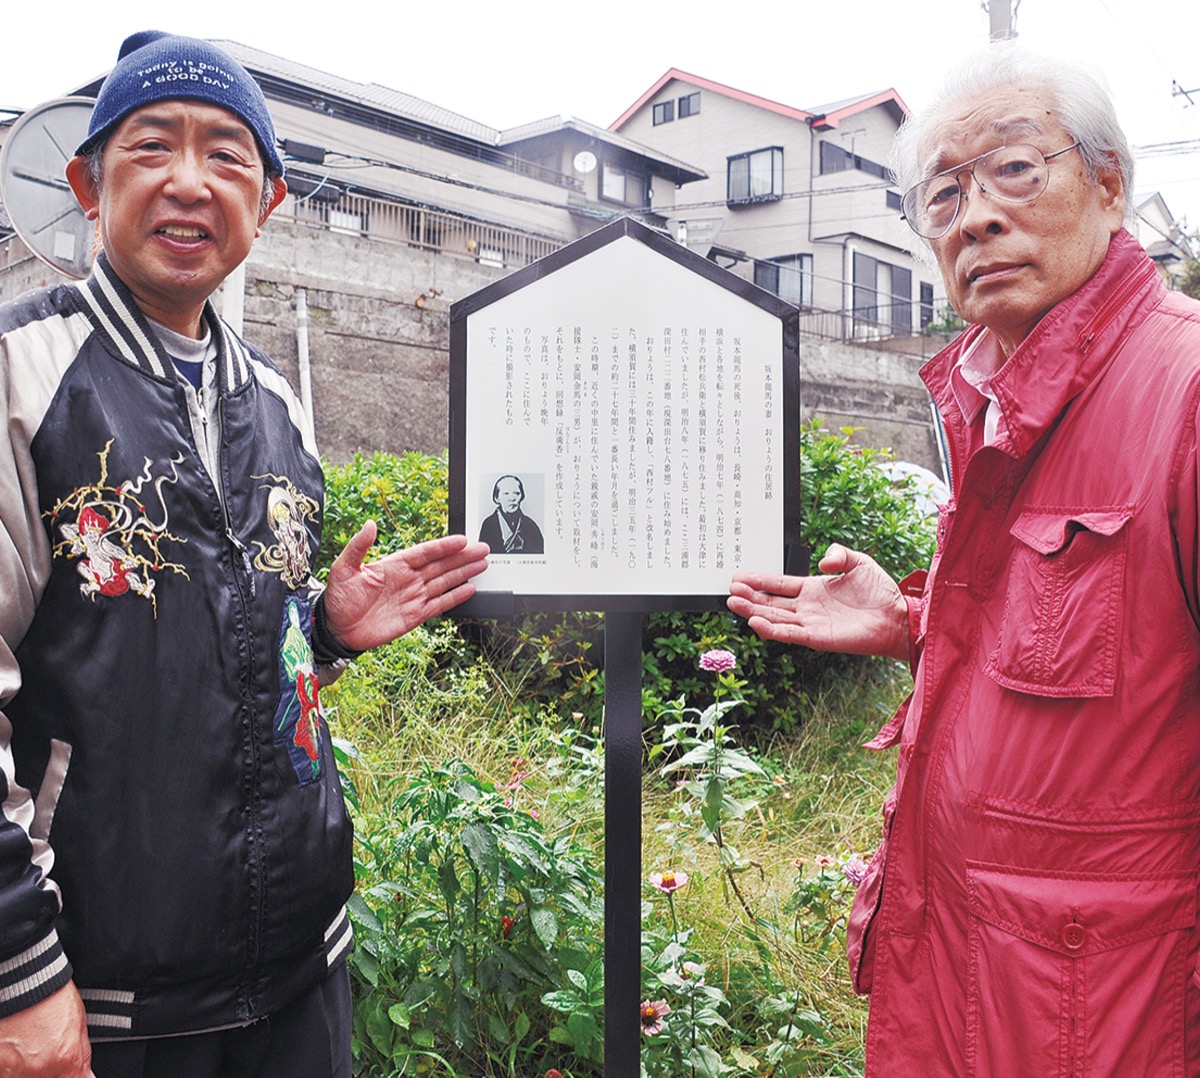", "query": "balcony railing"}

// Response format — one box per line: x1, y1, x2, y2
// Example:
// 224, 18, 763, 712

278, 190, 564, 271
